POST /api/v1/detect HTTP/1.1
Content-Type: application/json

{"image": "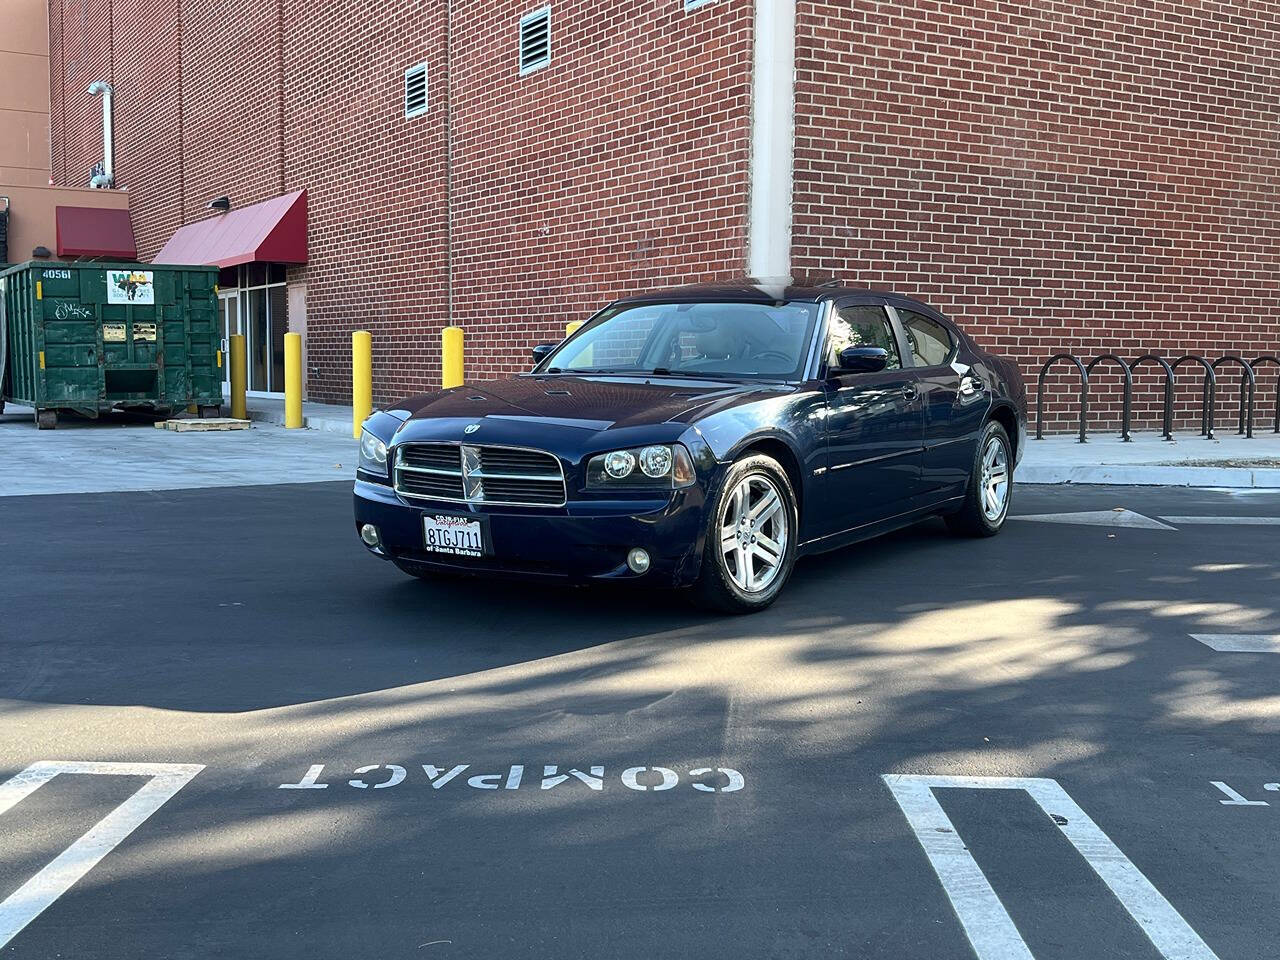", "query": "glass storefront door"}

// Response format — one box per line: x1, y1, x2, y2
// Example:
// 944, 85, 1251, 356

225, 264, 290, 395
240, 264, 290, 391
219, 291, 241, 392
